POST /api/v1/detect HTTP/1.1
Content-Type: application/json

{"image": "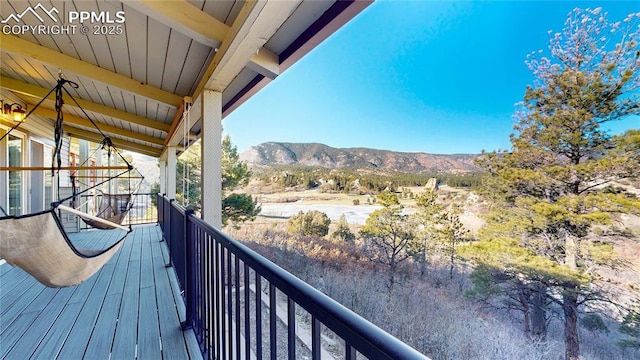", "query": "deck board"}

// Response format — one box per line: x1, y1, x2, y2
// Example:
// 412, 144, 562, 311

0, 282, 45, 334
3, 287, 76, 359
0, 225, 201, 359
